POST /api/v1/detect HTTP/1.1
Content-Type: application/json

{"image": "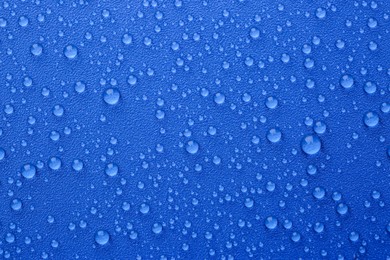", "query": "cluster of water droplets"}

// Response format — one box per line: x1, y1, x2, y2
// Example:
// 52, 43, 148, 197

0, 0, 389, 259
